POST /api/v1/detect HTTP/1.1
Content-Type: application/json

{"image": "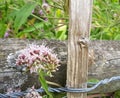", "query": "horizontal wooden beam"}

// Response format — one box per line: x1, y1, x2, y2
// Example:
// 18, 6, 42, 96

0, 39, 120, 93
